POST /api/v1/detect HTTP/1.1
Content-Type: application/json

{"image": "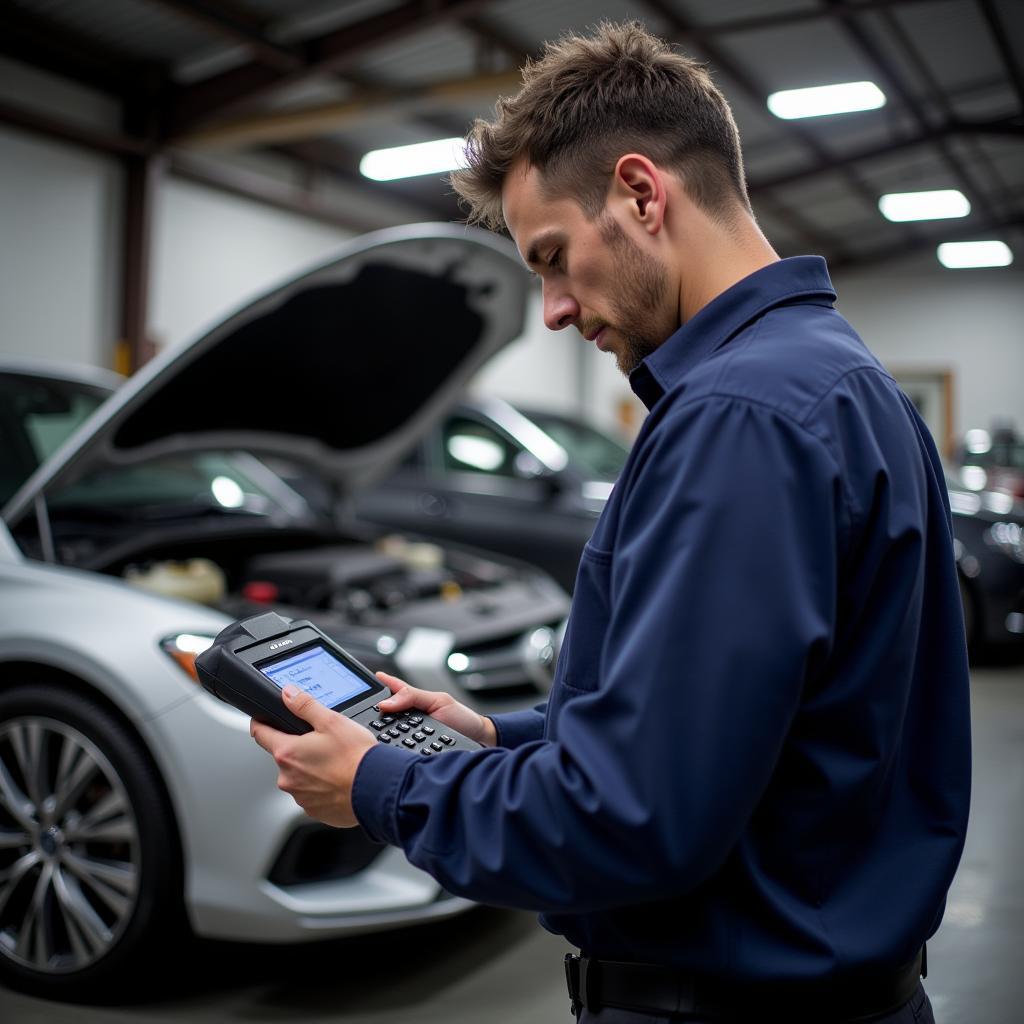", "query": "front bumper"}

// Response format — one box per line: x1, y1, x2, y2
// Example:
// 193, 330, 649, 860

144, 689, 472, 943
